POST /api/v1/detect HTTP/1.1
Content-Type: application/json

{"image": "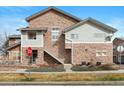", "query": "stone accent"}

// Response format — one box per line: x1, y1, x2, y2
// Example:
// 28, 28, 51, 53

21, 47, 44, 65
72, 43, 113, 65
